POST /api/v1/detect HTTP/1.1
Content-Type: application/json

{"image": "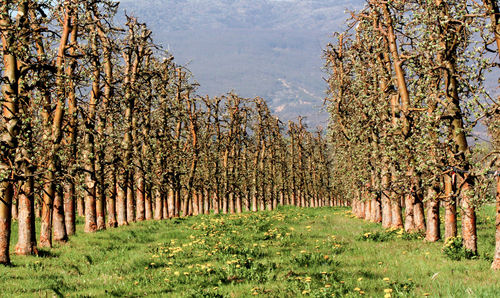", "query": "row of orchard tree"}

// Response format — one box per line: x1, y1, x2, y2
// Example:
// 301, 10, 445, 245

0, 0, 338, 265
324, 0, 500, 269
